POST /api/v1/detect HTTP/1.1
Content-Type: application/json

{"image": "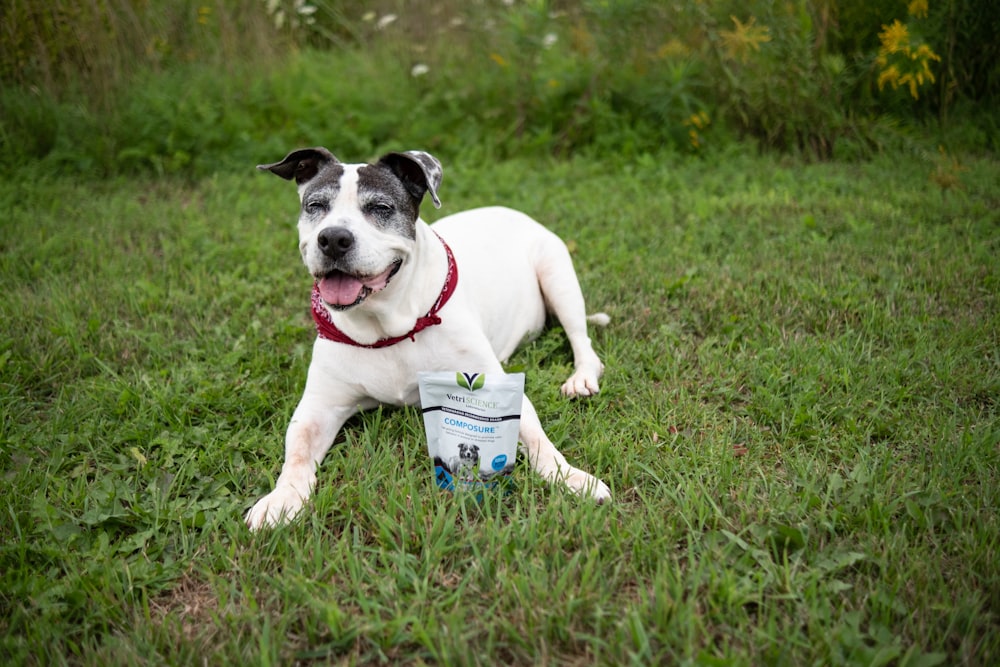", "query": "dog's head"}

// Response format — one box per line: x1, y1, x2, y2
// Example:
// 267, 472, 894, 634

258, 148, 442, 310
457, 443, 480, 463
